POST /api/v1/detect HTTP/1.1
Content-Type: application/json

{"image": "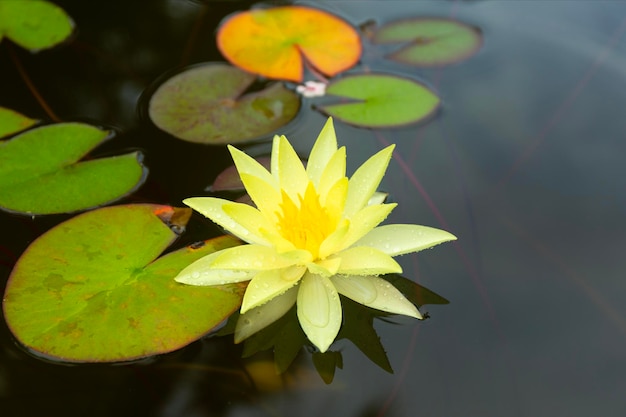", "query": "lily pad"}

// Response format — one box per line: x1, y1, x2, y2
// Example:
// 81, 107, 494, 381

373, 17, 482, 67
148, 63, 300, 144
0, 107, 38, 139
2, 204, 245, 362
217, 6, 361, 82
0, 0, 74, 52
0, 122, 146, 215
318, 74, 440, 128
